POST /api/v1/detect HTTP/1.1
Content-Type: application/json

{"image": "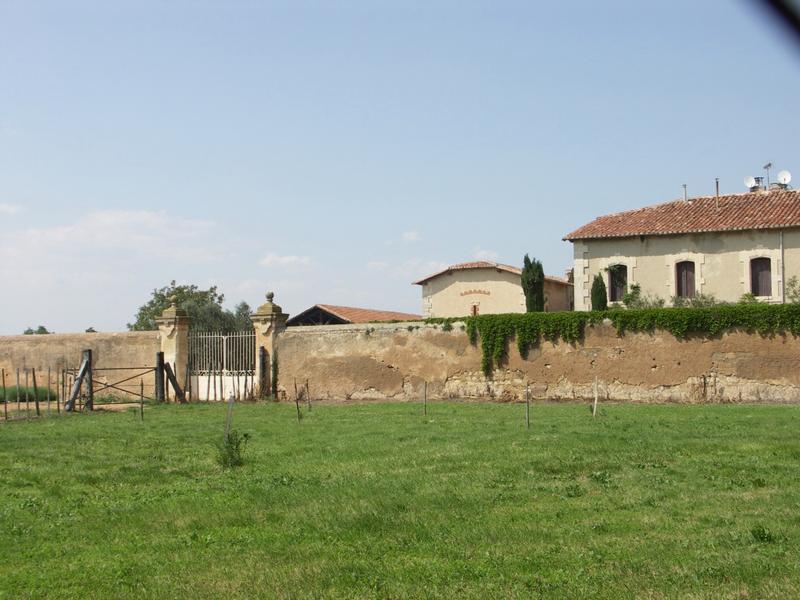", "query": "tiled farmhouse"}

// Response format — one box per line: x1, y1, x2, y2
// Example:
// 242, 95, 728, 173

564, 188, 800, 310
414, 261, 573, 318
